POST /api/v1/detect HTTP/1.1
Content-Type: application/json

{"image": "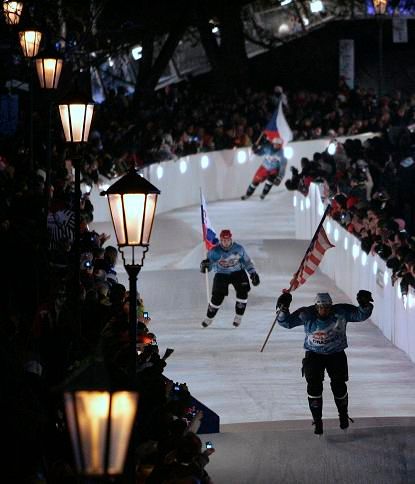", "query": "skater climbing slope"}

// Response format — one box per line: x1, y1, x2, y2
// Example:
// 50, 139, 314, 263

200, 229, 260, 328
